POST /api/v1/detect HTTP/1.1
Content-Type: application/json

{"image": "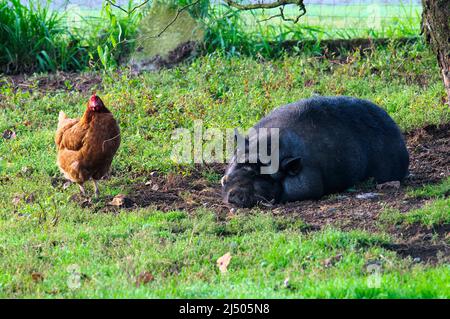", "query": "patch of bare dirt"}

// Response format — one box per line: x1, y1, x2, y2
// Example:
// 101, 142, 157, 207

0, 72, 103, 93
383, 242, 449, 264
